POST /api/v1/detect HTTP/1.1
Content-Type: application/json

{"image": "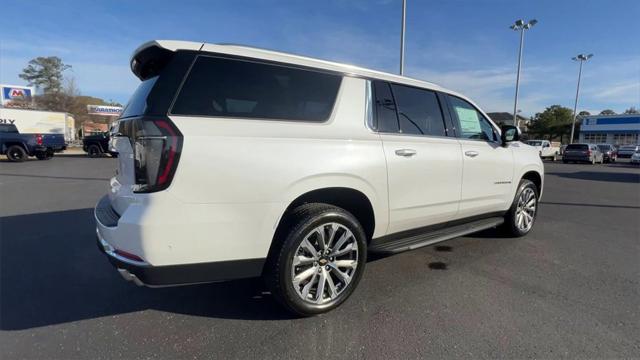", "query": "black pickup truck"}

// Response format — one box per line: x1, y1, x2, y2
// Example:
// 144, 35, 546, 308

82, 132, 117, 158
0, 124, 66, 162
